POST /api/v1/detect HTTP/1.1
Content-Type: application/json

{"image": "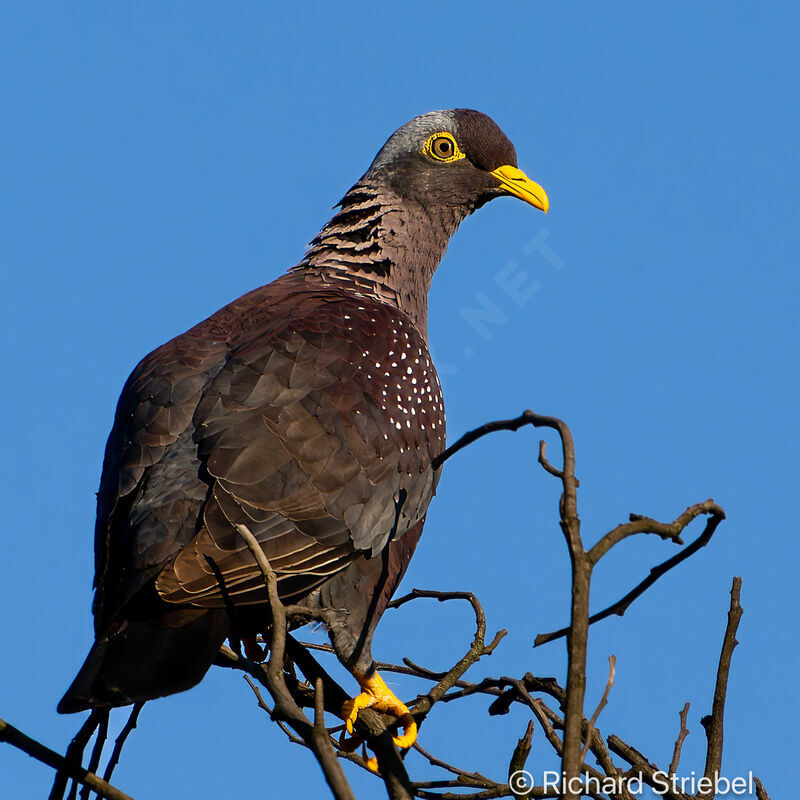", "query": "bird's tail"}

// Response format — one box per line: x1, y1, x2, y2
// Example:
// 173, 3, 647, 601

57, 607, 229, 713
